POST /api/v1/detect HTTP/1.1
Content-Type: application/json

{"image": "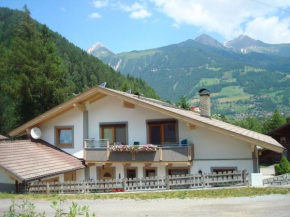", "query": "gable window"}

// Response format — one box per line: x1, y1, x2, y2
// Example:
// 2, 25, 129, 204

55, 126, 74, 148
148, 120, 178, 145
100, 123, 127, 145
280, 137, 286, 146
